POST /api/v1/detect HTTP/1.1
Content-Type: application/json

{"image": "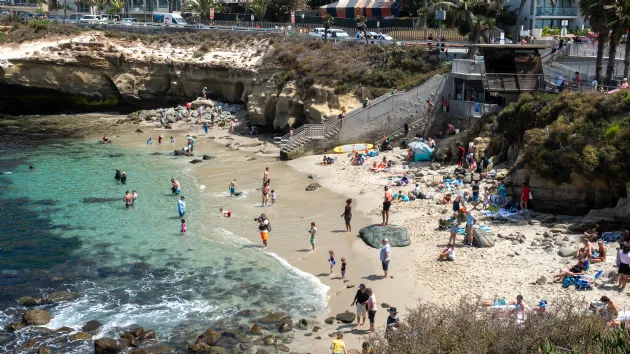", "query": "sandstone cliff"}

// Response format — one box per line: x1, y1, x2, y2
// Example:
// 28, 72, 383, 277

0, 32, 356, 130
